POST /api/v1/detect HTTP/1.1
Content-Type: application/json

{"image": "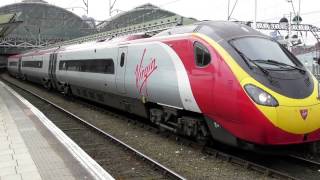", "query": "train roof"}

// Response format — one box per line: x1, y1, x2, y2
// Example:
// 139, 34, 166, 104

197, 21, 266, 41
154, 21, 267, 42
8, 33, 151, 58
